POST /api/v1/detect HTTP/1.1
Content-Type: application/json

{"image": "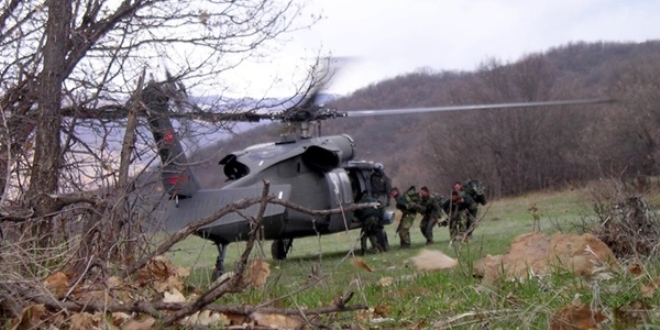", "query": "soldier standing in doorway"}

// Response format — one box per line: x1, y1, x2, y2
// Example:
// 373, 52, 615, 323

370, 163, 392, 207
355, 191, 385, 255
